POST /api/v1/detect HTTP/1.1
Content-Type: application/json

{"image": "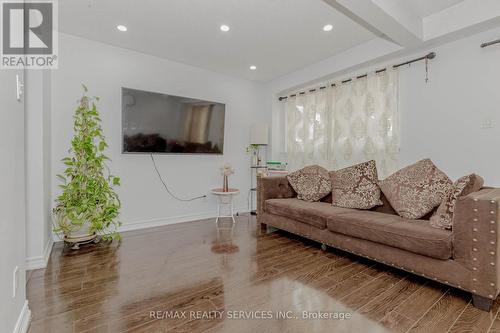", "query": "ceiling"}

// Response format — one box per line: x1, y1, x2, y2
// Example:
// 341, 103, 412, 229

59, 0, 376, 82
399, 0, 464, 18
58, 0, 470, 82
